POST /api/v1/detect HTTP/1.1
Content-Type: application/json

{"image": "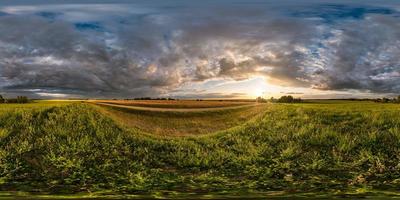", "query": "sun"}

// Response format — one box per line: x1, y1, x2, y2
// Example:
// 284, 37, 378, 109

251, 87, 266, 98
236, 76, 268, 98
